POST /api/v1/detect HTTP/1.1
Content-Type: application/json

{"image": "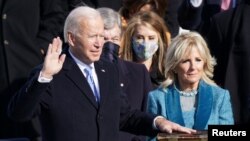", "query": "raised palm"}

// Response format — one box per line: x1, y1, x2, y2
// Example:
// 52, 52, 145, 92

41, 37, 66, 78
